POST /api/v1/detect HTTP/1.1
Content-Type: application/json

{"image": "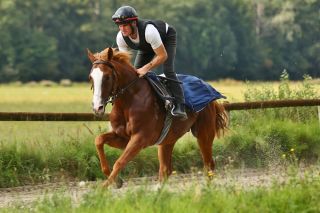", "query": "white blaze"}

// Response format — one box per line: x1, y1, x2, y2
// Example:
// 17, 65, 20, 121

90, 68, 104, 109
